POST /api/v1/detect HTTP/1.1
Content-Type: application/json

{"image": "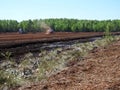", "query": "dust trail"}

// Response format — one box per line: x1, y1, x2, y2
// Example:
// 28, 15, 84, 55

40, 22, 50, 30
40, 22, 54, 34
